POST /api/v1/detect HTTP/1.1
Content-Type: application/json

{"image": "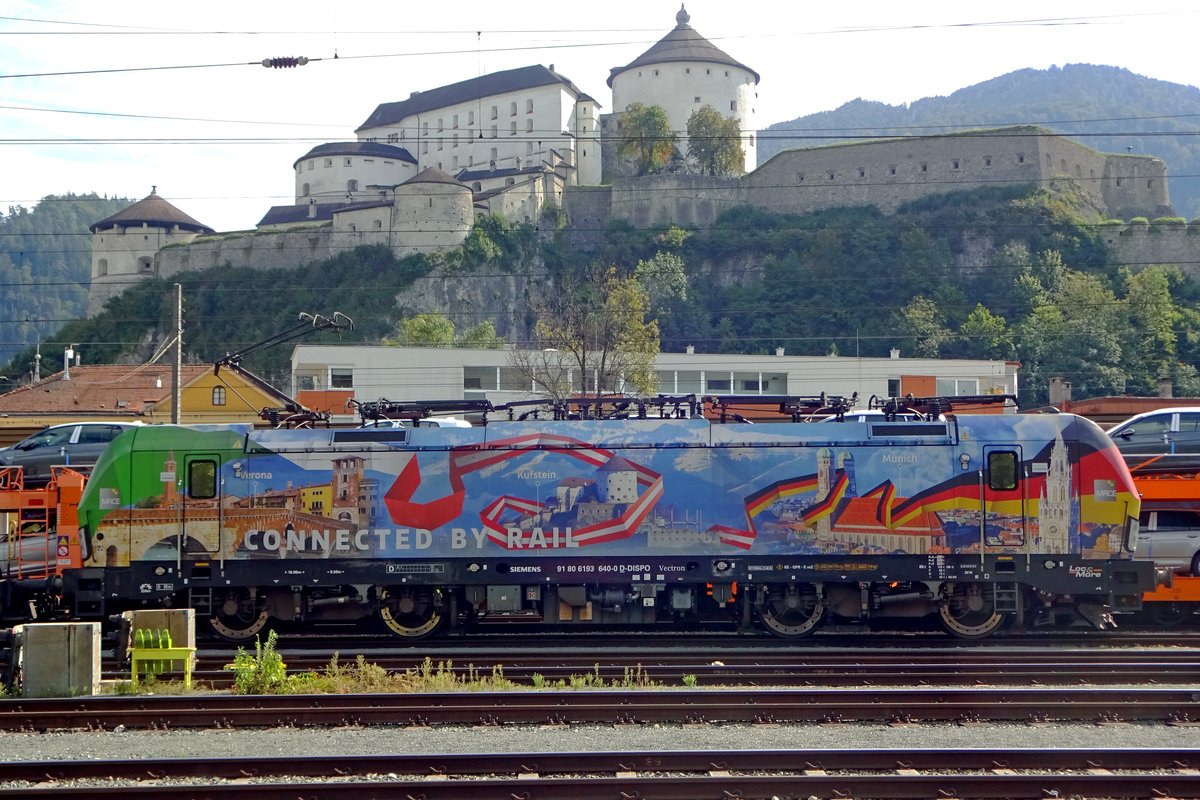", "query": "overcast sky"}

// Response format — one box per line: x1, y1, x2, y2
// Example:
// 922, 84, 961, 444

3, 0, 1198, 233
